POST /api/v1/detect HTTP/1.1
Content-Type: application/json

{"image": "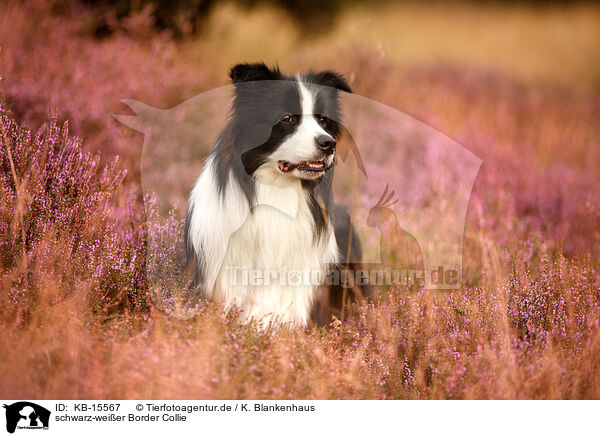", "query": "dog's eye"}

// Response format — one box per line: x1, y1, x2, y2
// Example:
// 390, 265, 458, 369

281, 114, 294, 123
317, 115, 328, 127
